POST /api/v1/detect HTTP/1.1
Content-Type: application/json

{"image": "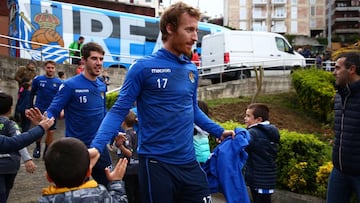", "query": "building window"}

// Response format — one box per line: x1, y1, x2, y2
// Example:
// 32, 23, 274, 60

291, 21, 297, 33
310, 6, 315, 16
145, 0, 151, 2
274, 7, 285, 17
291, 6, 297, 19
310, 18, 316, 28
240, 8, 247, 19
